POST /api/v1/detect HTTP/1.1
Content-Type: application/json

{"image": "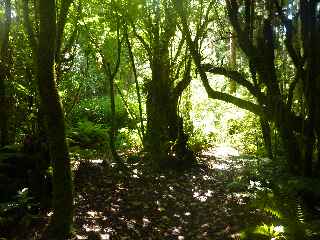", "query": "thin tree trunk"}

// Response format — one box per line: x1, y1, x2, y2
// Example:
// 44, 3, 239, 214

124, 25, 145, 139
108, 67, 120, 162
229, 30, 237, 93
